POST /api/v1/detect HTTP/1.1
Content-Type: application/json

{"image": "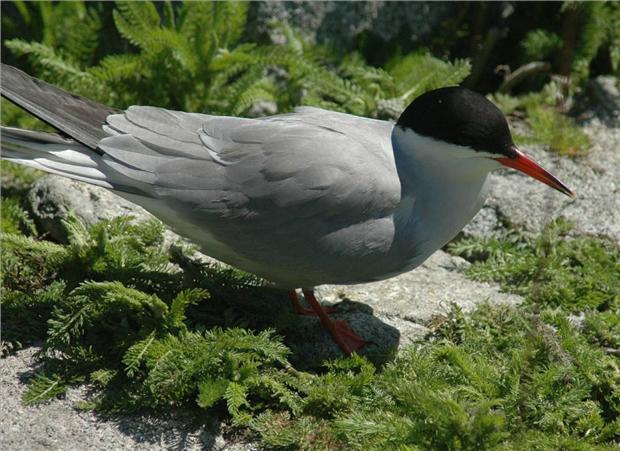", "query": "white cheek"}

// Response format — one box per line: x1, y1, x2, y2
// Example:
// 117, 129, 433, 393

394, 127, 497, 159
